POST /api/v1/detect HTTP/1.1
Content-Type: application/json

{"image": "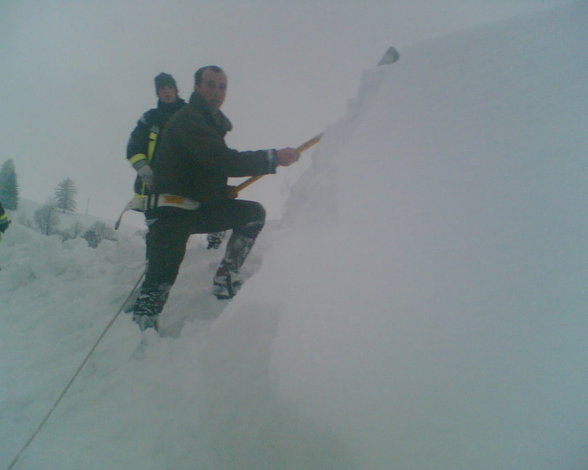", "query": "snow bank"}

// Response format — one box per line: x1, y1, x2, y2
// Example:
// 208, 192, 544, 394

201, 3, 588, 469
